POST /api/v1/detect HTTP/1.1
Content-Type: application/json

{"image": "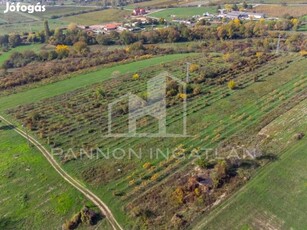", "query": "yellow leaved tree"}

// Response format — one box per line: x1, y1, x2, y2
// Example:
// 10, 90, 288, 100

228, 80, 236, 90
55, 45, 70, 58
132, 73, 140, 80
